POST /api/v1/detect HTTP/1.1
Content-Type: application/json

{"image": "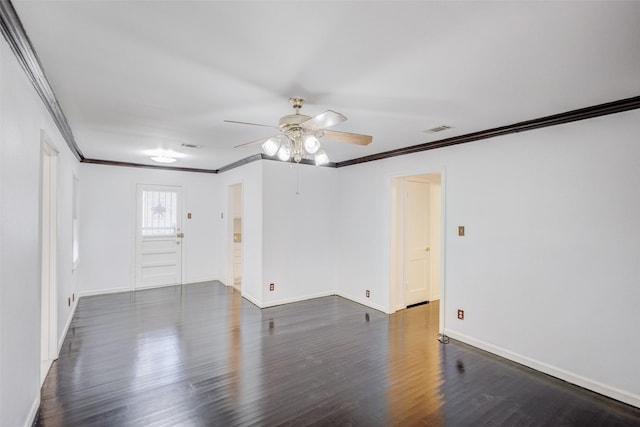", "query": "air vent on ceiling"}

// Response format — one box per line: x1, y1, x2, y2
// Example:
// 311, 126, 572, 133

180, 143, 202, 149
424, 125, 452, 133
